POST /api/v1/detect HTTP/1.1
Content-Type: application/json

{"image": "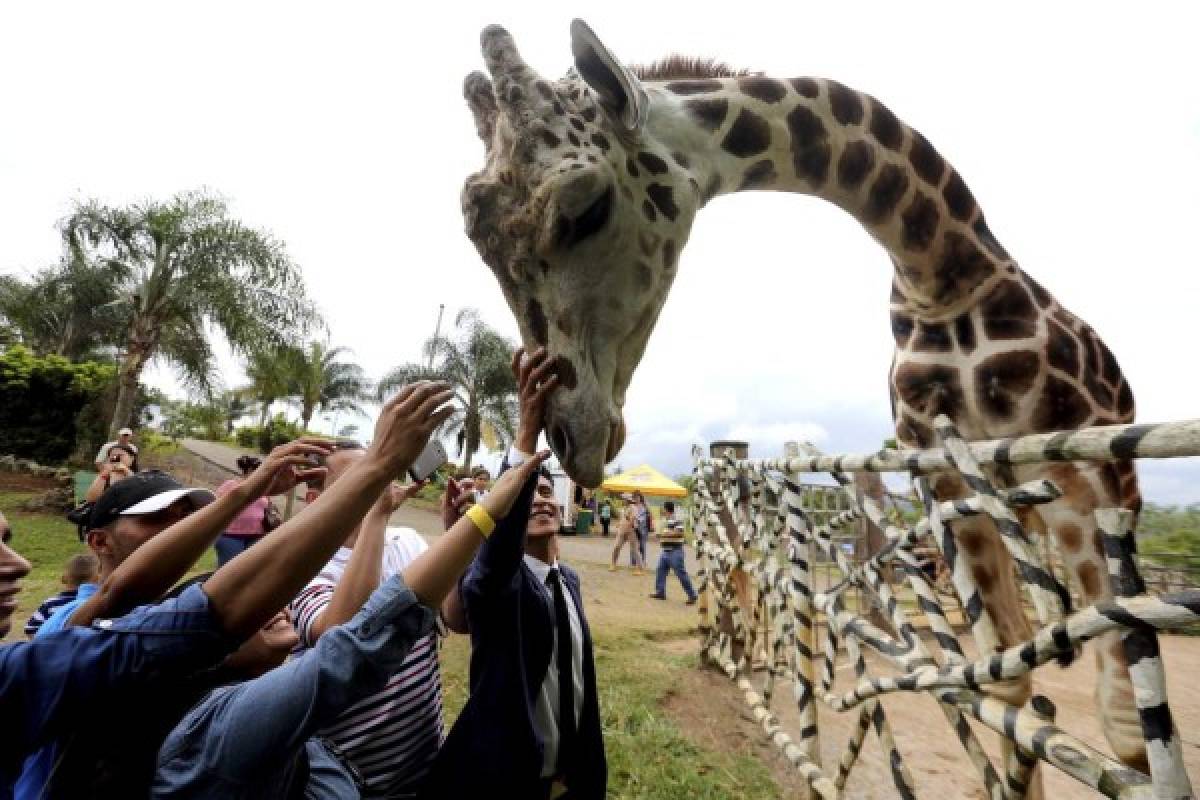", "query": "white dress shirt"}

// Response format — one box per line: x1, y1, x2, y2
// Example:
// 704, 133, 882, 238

522, 553, 585, 778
